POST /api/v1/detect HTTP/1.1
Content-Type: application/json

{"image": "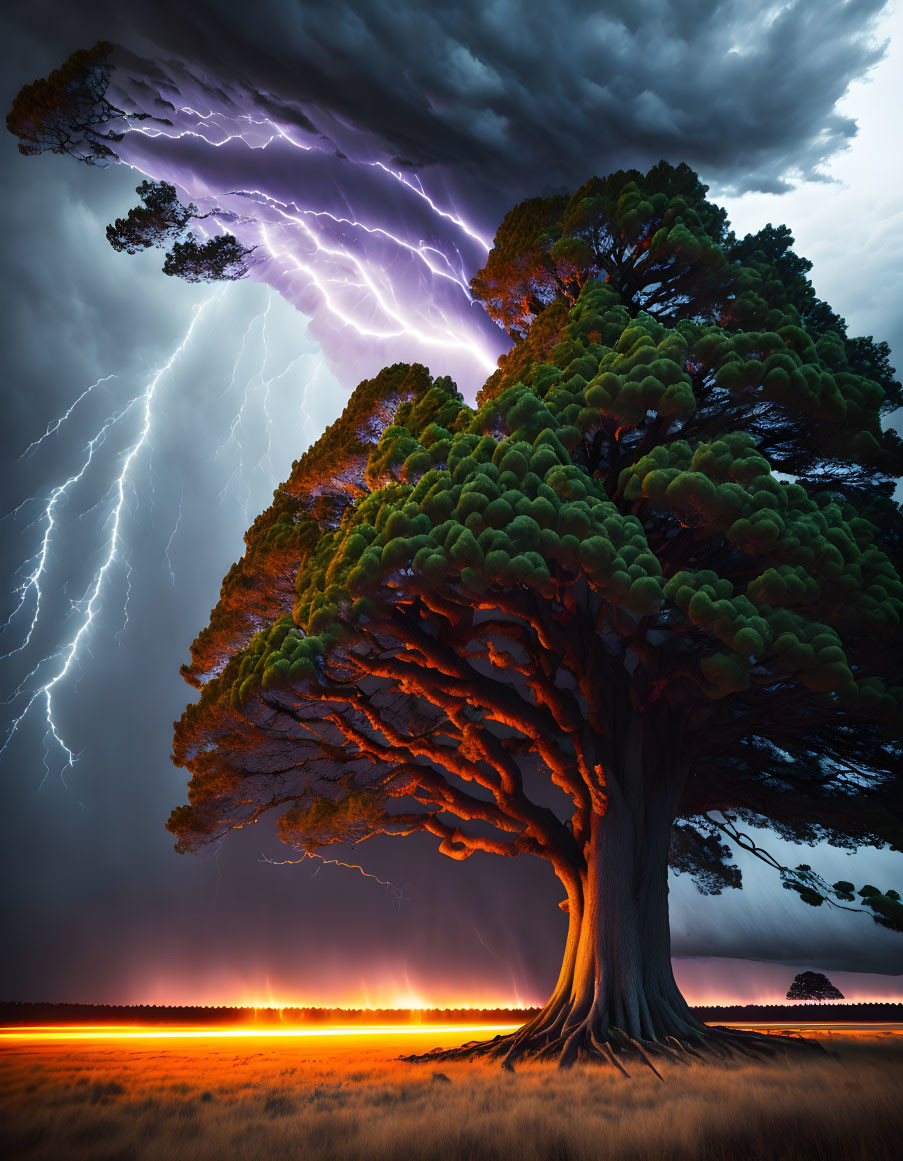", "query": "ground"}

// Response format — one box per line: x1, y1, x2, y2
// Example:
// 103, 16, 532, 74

1, 1025, 901, 1160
